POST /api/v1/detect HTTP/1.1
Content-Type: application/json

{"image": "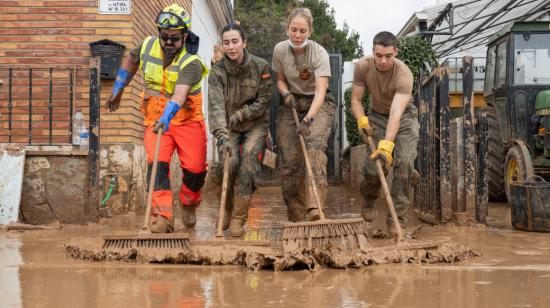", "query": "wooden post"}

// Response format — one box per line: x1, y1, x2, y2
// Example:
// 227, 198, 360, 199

450, 119, 458, 213
476, 111, 489, 223
429, 75, 438, 222
456, 117, 465, 213
88, 58, 101, 218
439, 68, 452, 222
462, 56, 476, 221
